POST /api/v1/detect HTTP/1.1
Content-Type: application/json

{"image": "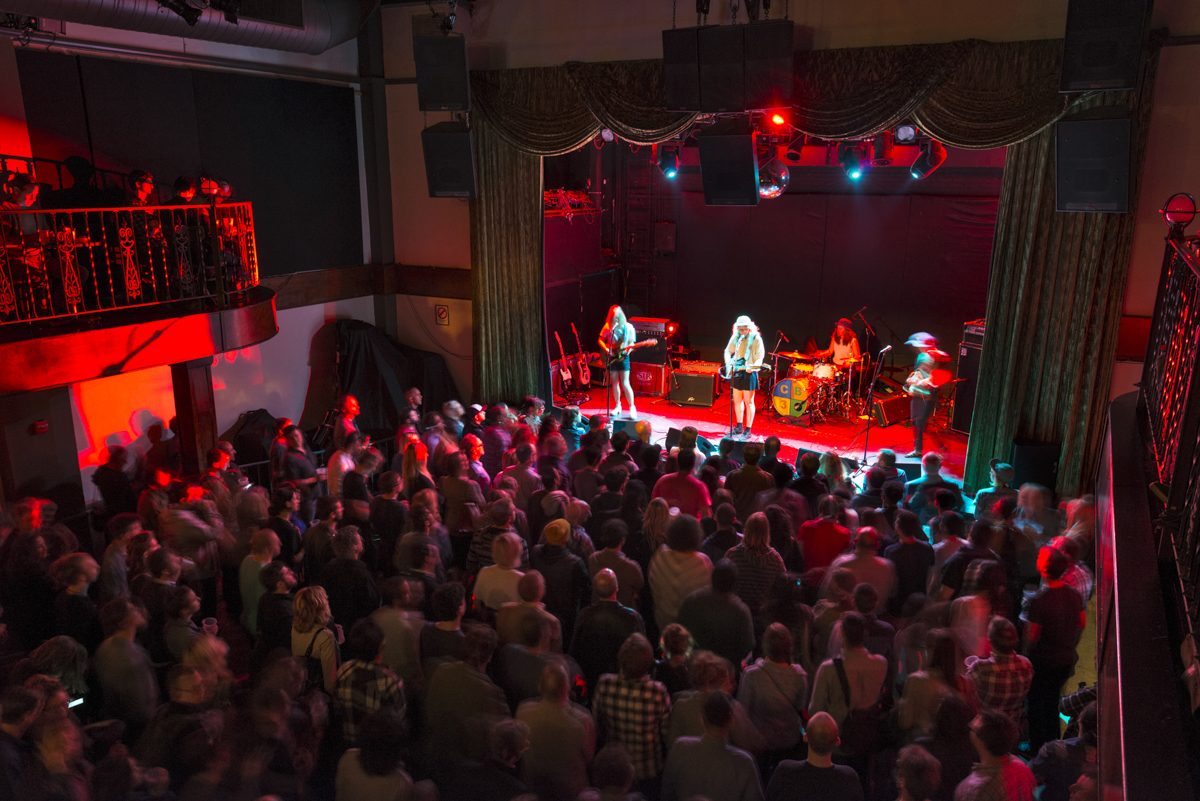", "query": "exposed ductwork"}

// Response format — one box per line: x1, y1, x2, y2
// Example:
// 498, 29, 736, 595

4, 0, 378, 55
